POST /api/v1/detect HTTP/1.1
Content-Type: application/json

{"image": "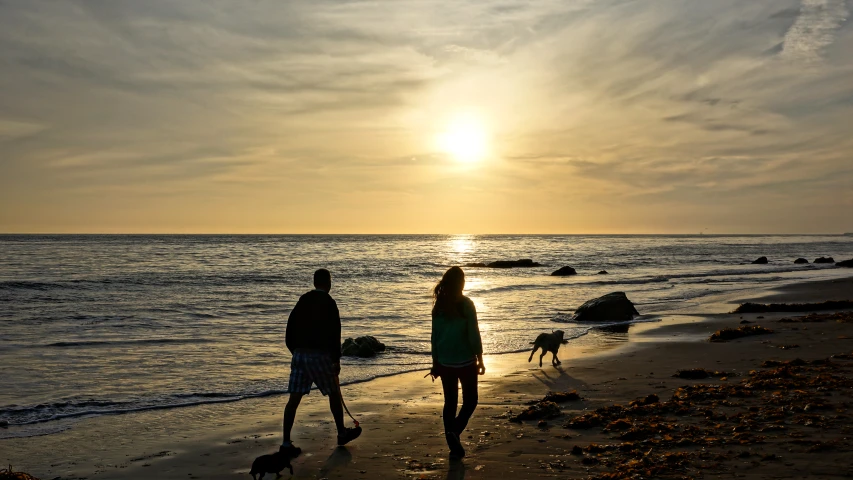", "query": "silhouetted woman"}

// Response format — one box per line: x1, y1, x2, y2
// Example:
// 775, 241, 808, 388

430, 266, 484, 460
